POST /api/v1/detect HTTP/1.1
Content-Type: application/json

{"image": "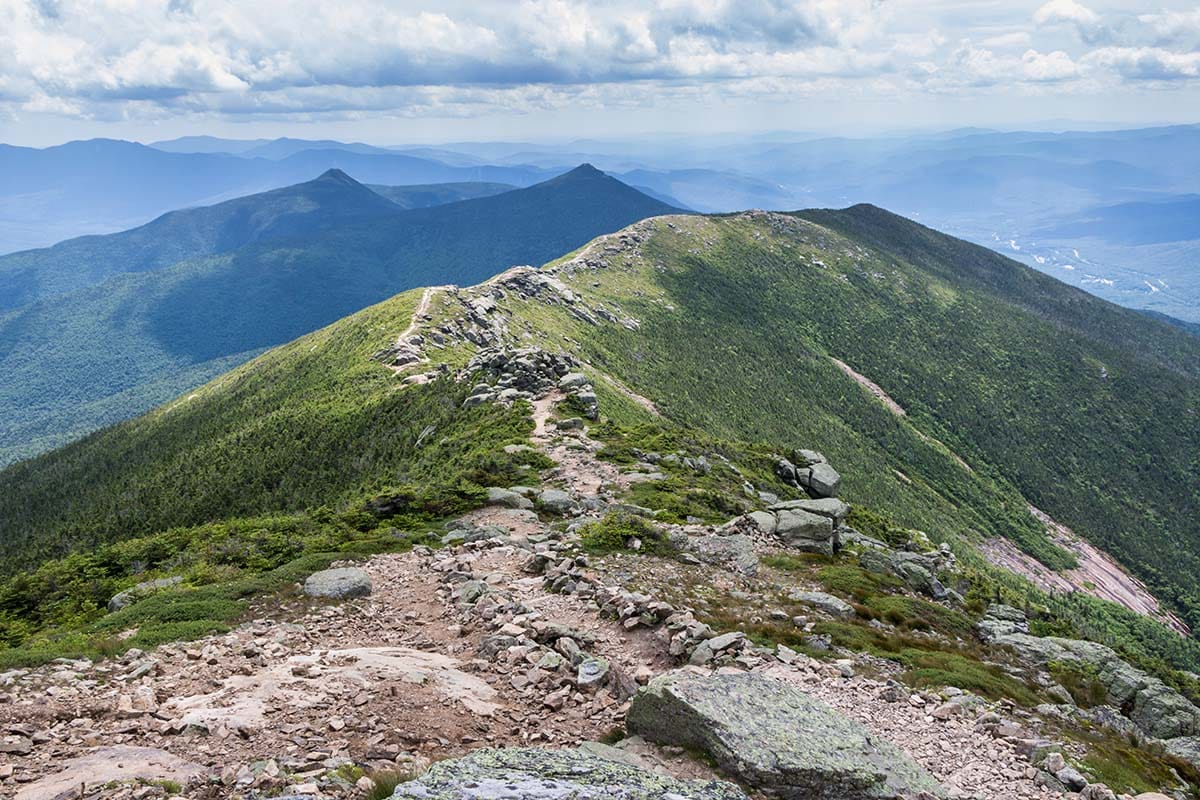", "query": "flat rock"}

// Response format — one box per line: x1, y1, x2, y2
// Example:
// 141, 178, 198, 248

627, 671, 945, 800
486, 486, 534, 510
303, 567, 372, 599
16, 746, 205, 800
770, 497, 850, 521
390, 746, 749, 799
789, 590, 855, 618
